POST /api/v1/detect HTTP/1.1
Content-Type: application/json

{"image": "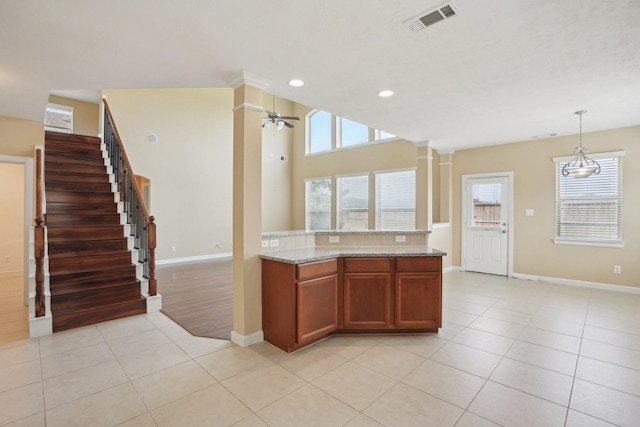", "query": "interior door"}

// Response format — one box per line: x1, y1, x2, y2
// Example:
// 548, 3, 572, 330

464, 176, 509, 276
